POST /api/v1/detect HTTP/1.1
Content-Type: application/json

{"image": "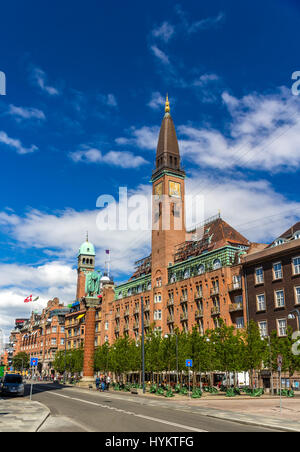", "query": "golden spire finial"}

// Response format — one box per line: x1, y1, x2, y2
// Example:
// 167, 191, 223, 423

165, 93, 170, 113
